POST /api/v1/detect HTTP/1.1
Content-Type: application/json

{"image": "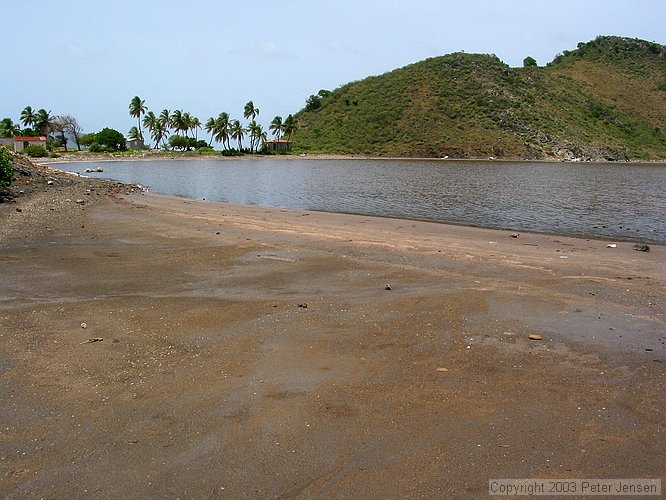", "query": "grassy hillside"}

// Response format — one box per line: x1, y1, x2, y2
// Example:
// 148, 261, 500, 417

291, 36, 666, 160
